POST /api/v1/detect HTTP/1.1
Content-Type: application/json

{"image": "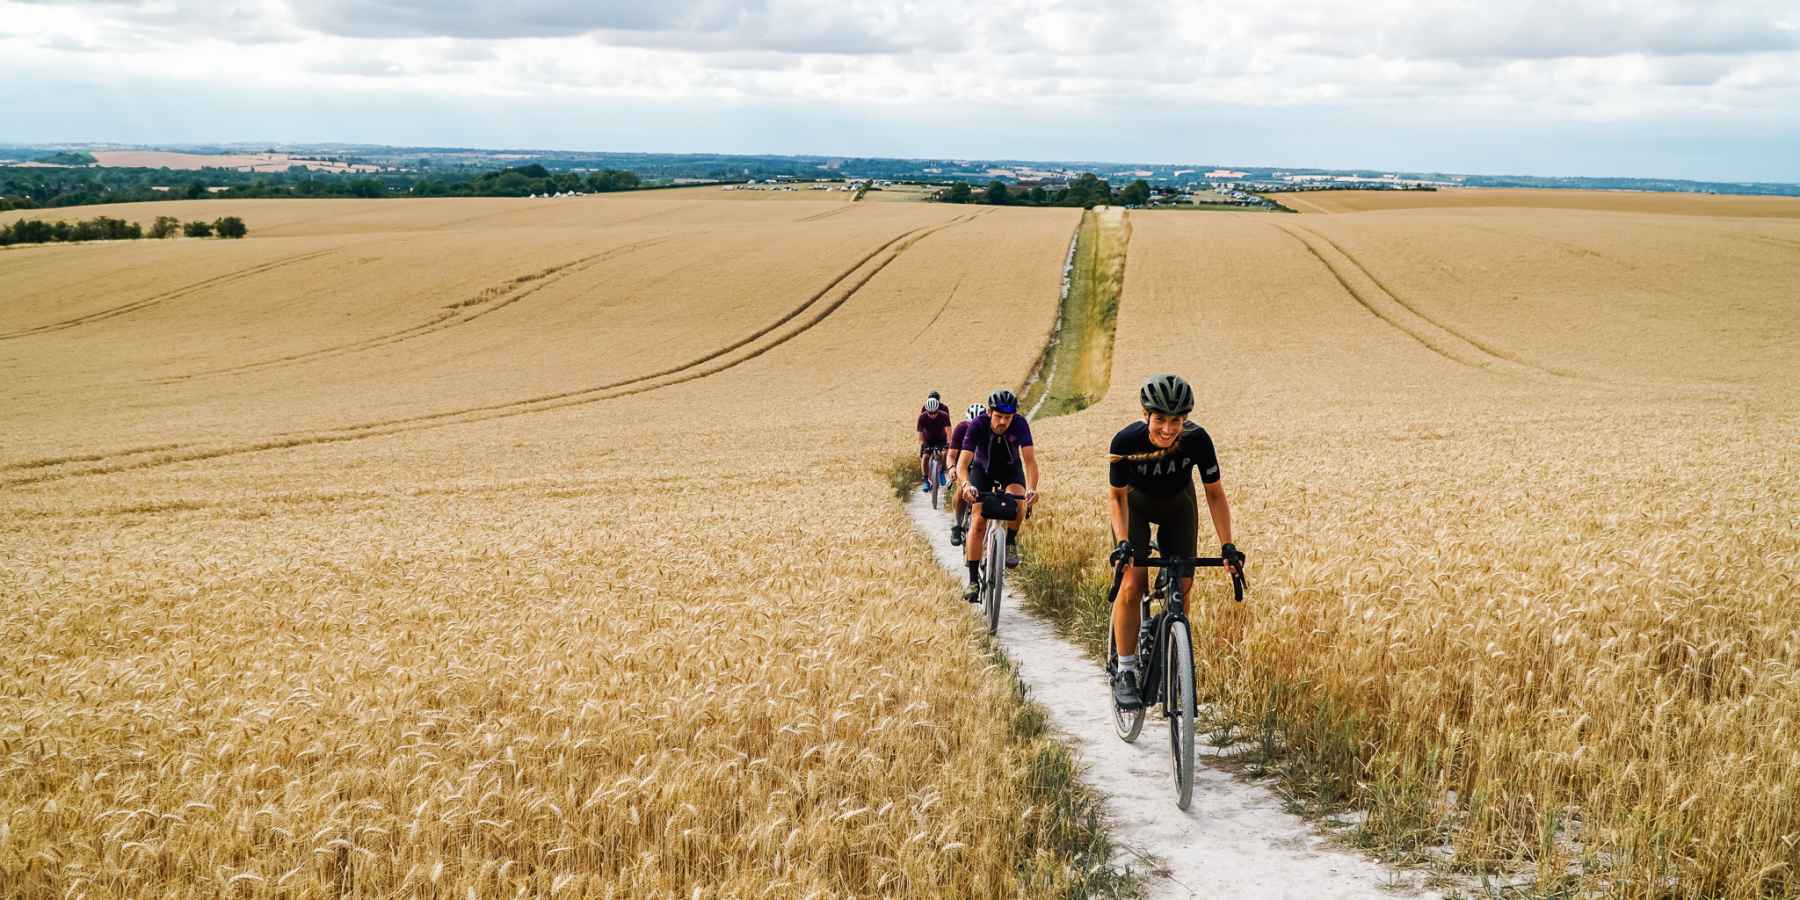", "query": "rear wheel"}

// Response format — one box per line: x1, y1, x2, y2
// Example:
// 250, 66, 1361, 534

1165, 619, 1197, 809
983, 522, 1005, 634
1108, 631, 1145, 742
